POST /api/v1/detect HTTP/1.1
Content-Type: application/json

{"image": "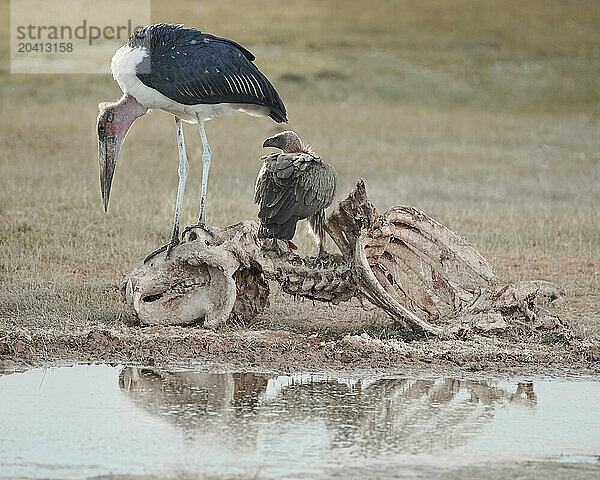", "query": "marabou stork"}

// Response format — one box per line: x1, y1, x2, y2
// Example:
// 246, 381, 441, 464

255, 131, 338, 256
96, 24, 287, 261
